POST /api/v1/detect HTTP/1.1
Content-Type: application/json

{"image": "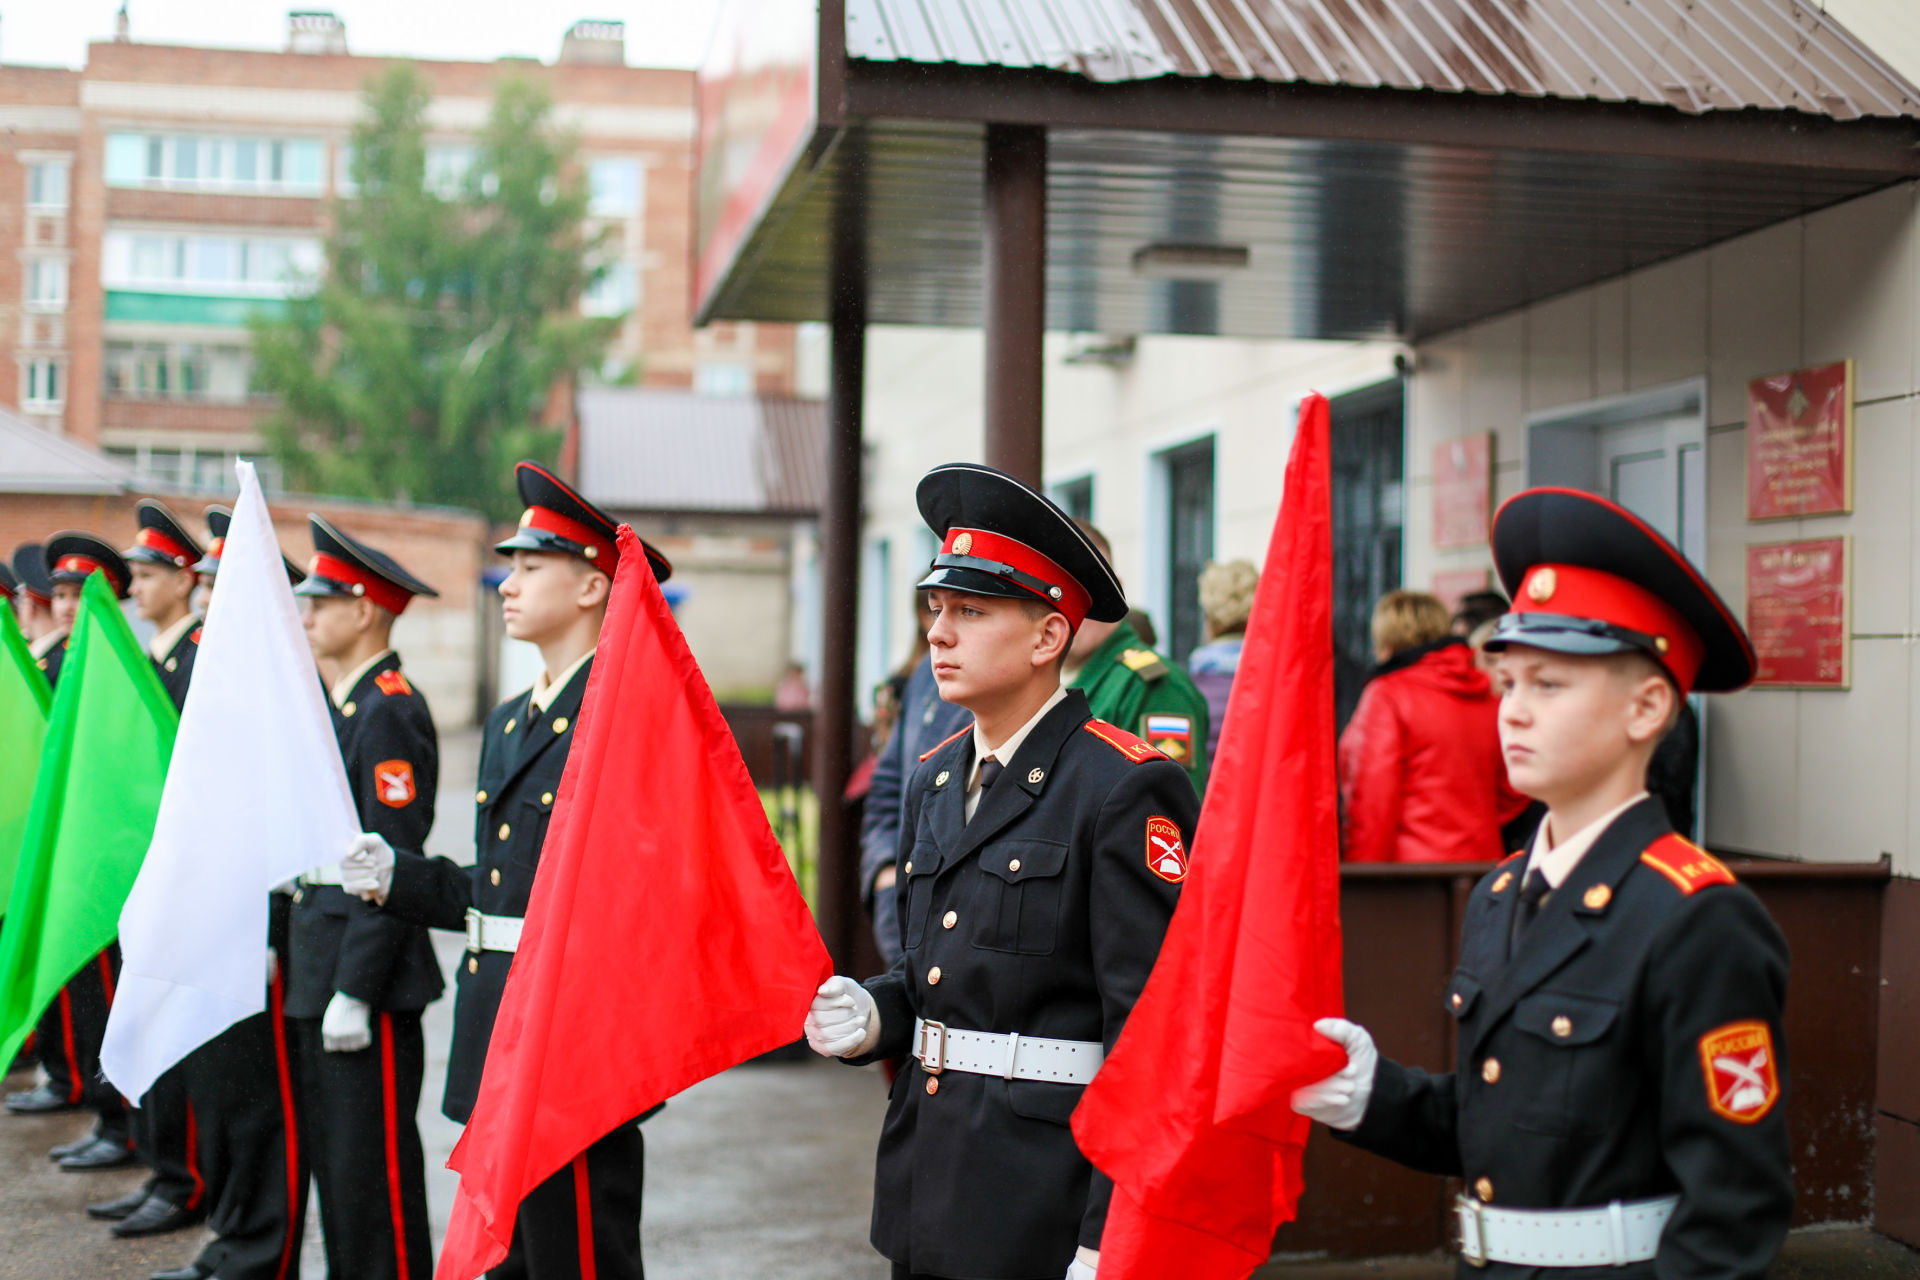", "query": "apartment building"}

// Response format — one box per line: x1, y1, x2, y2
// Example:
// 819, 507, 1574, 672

1, 13, 797, 492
